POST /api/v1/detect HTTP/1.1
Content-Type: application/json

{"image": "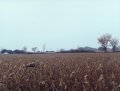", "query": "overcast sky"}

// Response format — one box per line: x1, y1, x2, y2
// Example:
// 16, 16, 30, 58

0, 0, 120, 51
